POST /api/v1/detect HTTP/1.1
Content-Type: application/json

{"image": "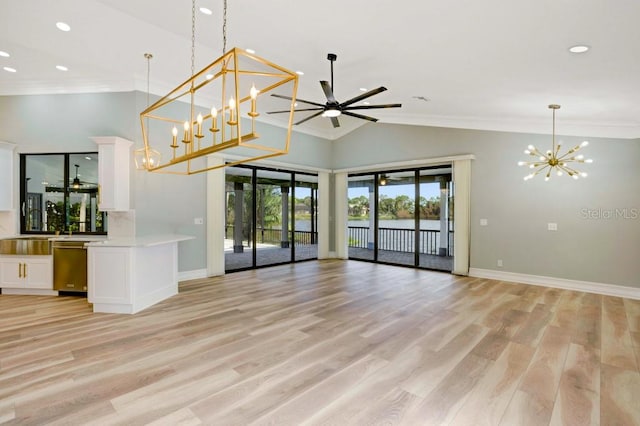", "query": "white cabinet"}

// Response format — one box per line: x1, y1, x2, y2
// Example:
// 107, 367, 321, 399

0, 142, 16, 211
0, 255, 53, 290
87, 237, 186, 314
92, 136, 133, 212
